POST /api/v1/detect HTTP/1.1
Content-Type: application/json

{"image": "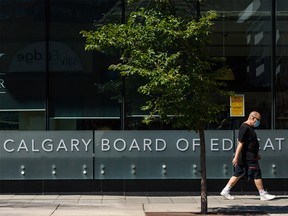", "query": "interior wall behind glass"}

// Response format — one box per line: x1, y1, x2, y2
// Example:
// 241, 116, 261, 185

203, 0, 273, 129
276, 0, 288, 129
48, 0, 121, 120
0, 0, 46, 130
